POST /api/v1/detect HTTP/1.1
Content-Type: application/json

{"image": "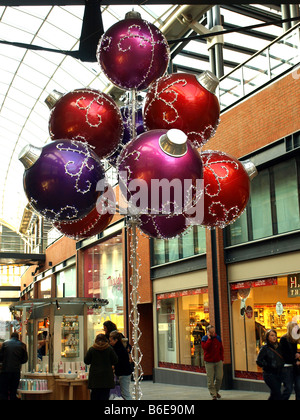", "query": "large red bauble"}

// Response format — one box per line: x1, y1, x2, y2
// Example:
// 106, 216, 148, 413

54, 188, 115, 240
49, 88, 123, 159
97, 13, 169, 91
201, 150, 250, 228
143, 71, 220, 148
118, 129, 203, 215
